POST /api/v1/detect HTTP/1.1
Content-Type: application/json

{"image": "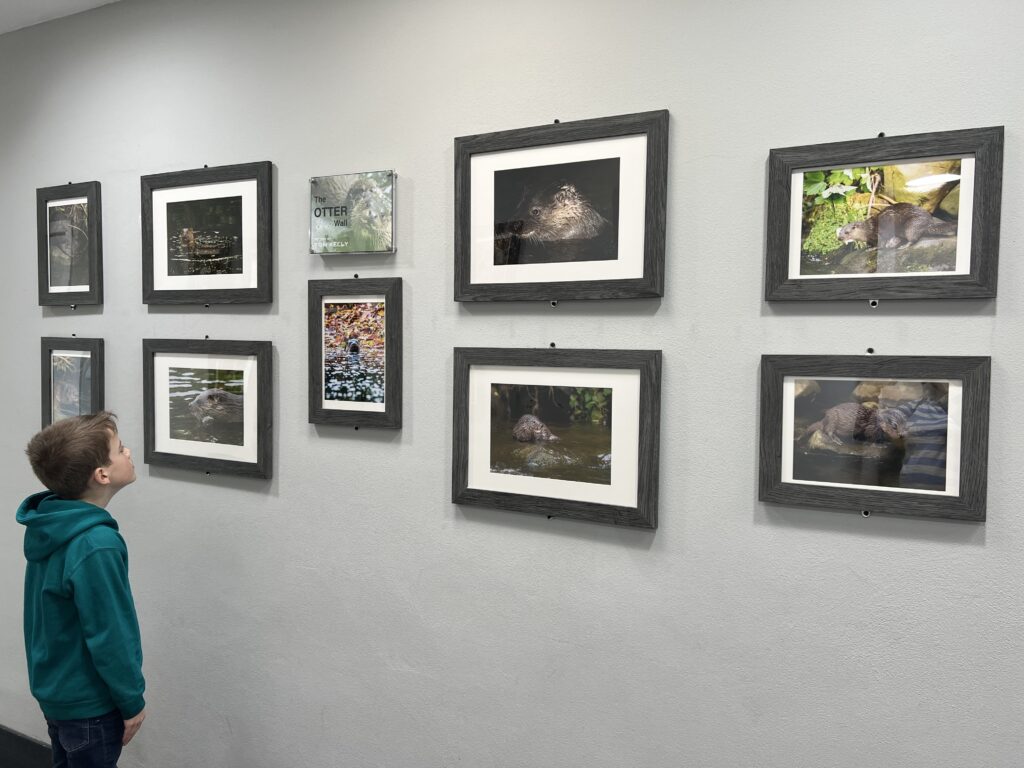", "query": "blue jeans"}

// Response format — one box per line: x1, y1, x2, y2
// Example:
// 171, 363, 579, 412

45, 709, 124, 768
